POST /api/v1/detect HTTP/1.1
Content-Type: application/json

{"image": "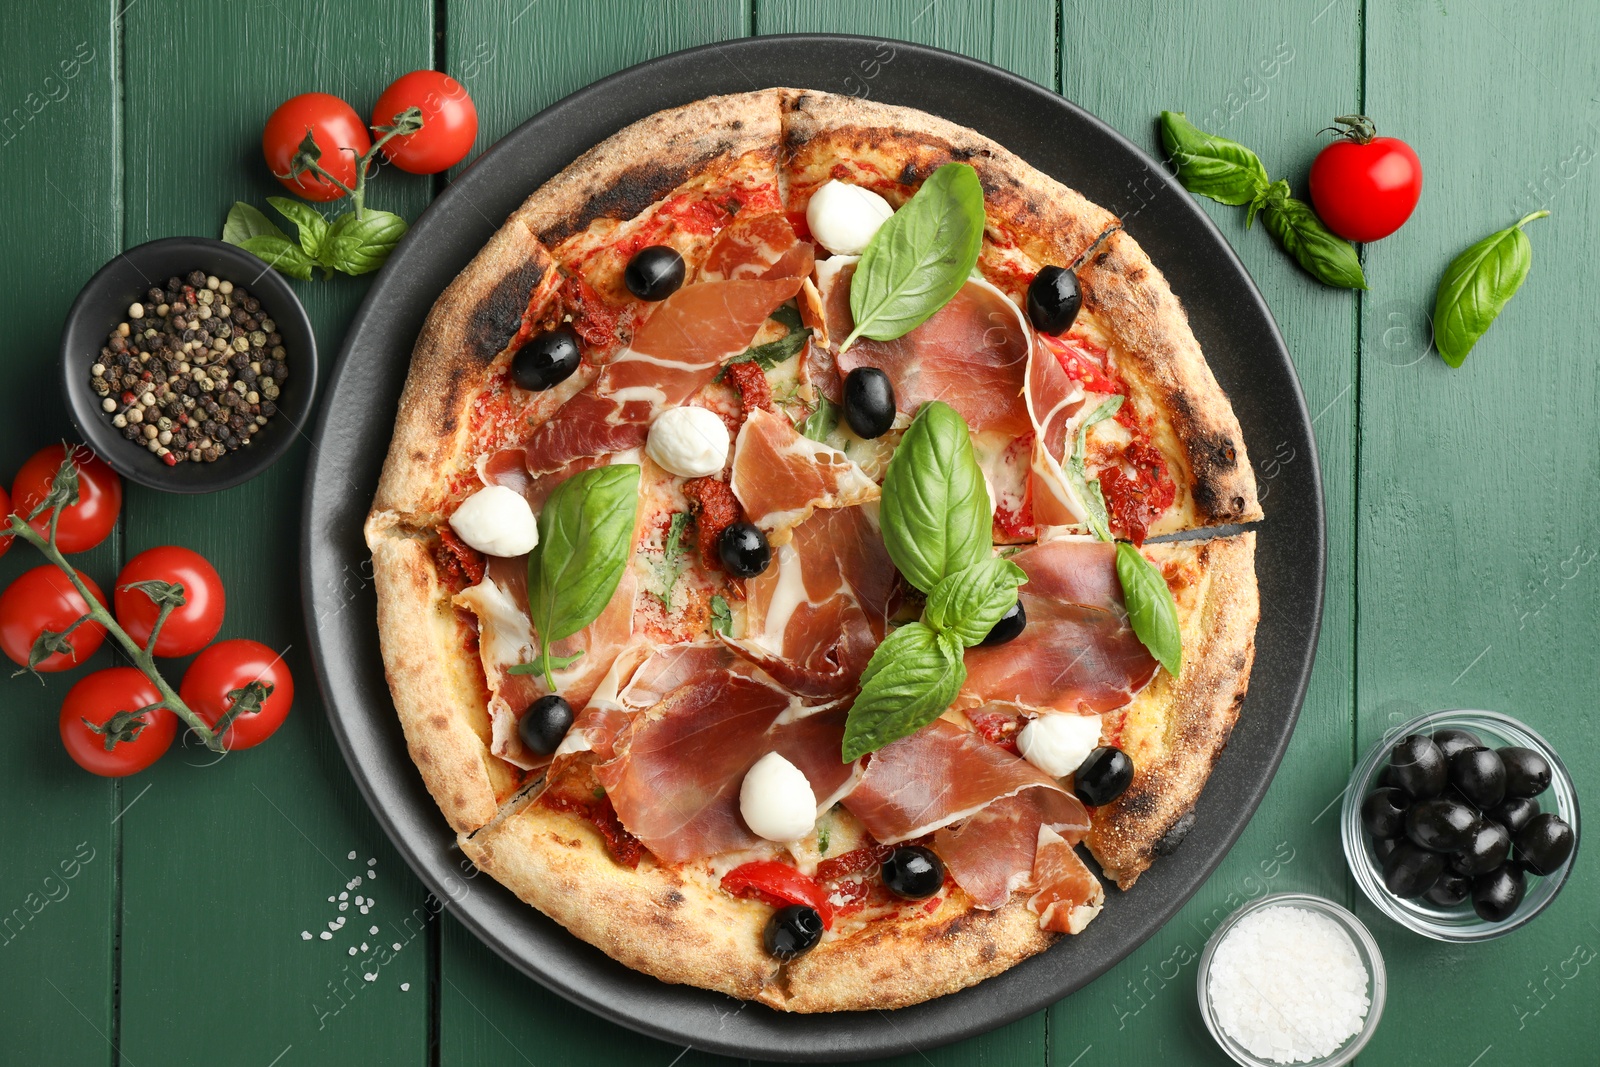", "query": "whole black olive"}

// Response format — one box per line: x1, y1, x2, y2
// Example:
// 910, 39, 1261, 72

1448, 747, 1507, 810
763, 904, 824, 959
1489, 796, 1540, 836
510, 325, 582, 391
1375, 764, 1396, 790
718, 521, 771, 578
1424, 870, 1472, 908
624, 245, 686, 301
978, 599, 1026, 647
1388, 734, 1448, 799
1472, 865, 1526, 922
1498, 747, 1553, 799
841, 366, 896, 439
1073, 746, 1134, 806
881, 845, 944, 899
1514, 813, 1575, 876
1450, 820, 1512, 876
1372, 835, 1400, 866
1431, 727, 1483, 761
518, 694, 574, 755
1026, 265, 1082, 335
1383, 840, 1445, 898
1405, 797, 1479, 853
1361, 787, 1410, 839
